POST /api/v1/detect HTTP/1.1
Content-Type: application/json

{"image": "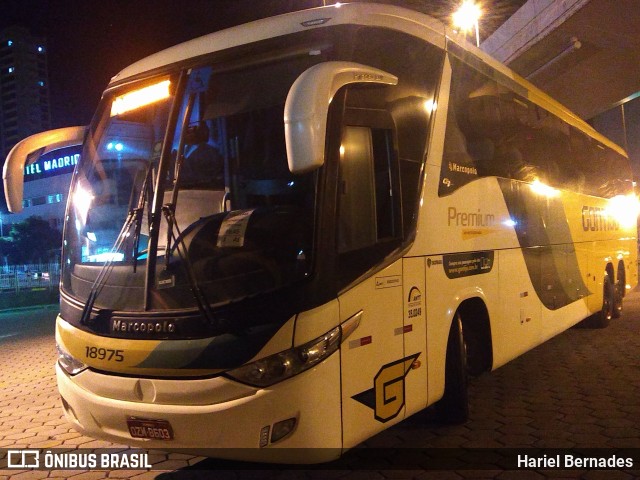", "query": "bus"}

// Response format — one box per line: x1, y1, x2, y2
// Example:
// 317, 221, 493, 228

4, 2, 638, 463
